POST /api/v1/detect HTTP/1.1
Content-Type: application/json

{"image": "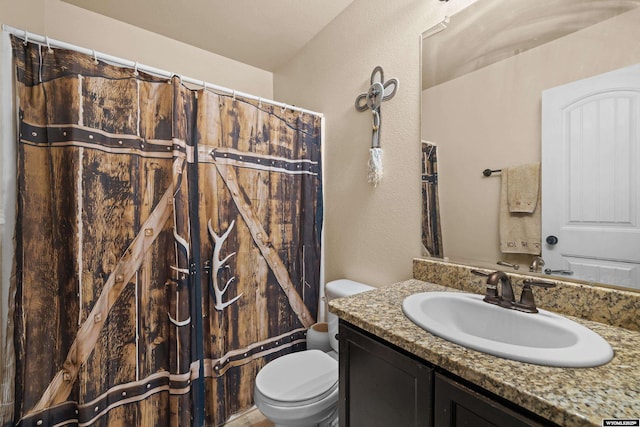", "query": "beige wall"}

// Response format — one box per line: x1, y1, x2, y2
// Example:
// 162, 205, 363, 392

0, 0, 273, 97
274, 0, 476, 287
422, 7, 640, 268
0, 0, 46, 33
42, 0, 273, 98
